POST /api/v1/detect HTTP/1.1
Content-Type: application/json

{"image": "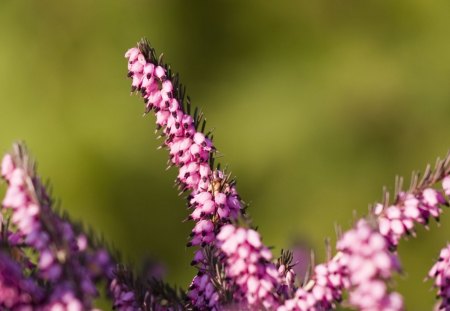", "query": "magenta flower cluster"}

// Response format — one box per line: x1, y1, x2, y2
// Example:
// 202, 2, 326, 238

278, 254, 345, 310
278, 219, 402, 311
337, 219, 403, 311
1, 149, 113, 310
375, 188, 446, 248
216, 225, 280, 309
0, 252, 43, 310
429, 244, 450, 310
0, 38, 449, 310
